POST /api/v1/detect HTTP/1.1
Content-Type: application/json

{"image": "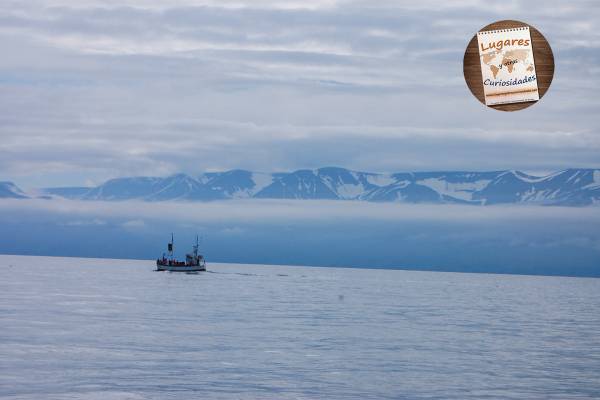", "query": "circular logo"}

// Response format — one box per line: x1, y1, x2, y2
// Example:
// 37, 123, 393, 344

463, 20, 554, 111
